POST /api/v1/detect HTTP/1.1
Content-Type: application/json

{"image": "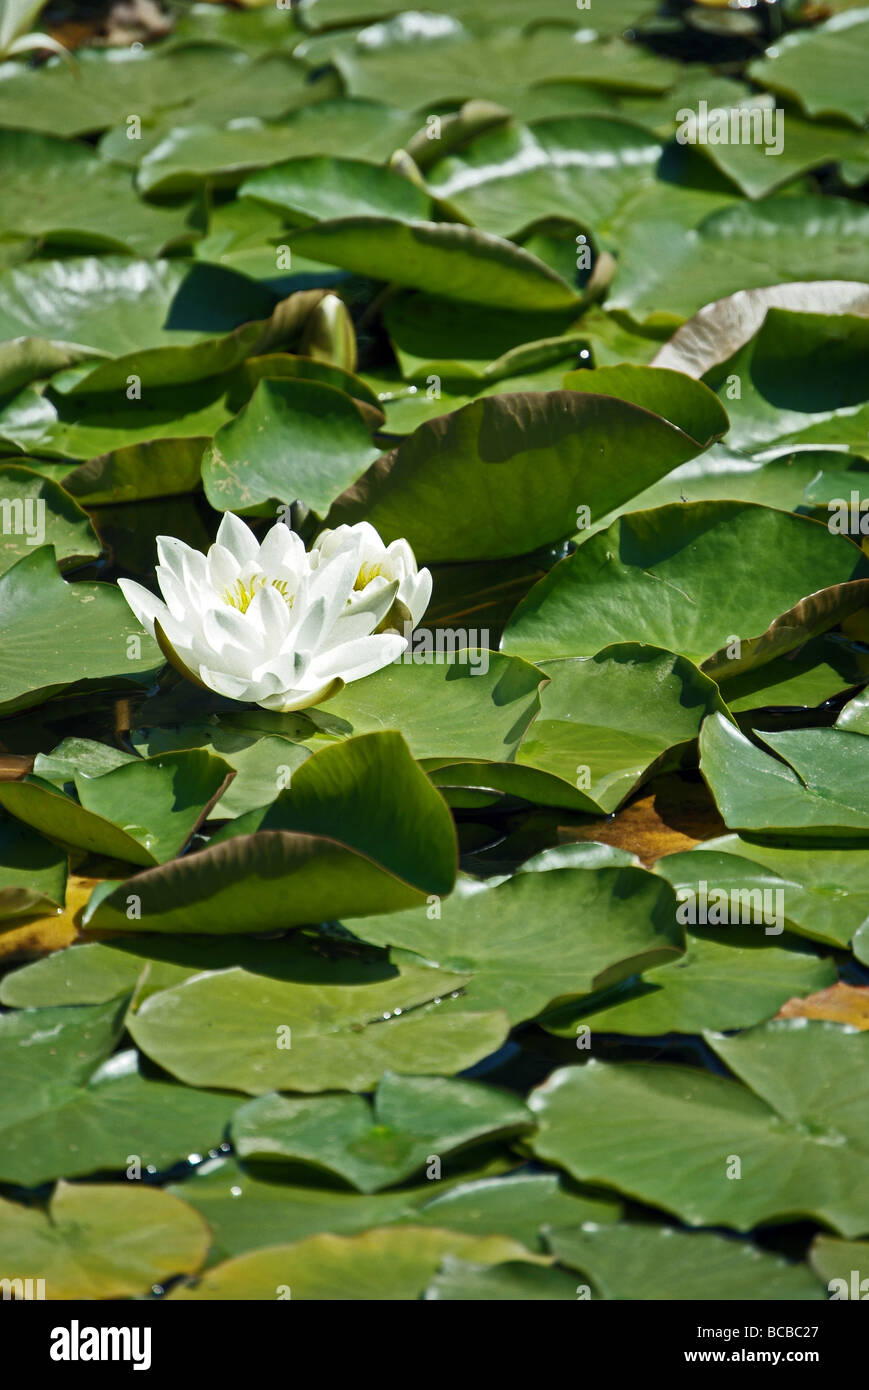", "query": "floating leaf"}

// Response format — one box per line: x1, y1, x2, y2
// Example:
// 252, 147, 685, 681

0, 818, 67, 922
231, 1073, 532, 1191
610, 197, 869, 327
87, 732, 457, 932
0, 749, 234, 866
503, 499, 868, 667
0, 998, 236, 1184
0, 547, 161, 716
288, 219, 580, 311
700, 715, 869, 840
652, 281, 869, 379
128, 945, 507, 1093
324, 387, 727, 562
168, 1224, 535, 1300
531, 1020, 869, 1235
548, 1223, 824, 1300
202, 377, 380, 515
351, 864, 683, 1024
425, 115, 661, 240
0, 1182, 209, 1299
748, 9, 869, 128
543, 925, 834, 1037
656, 839, 869, 950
